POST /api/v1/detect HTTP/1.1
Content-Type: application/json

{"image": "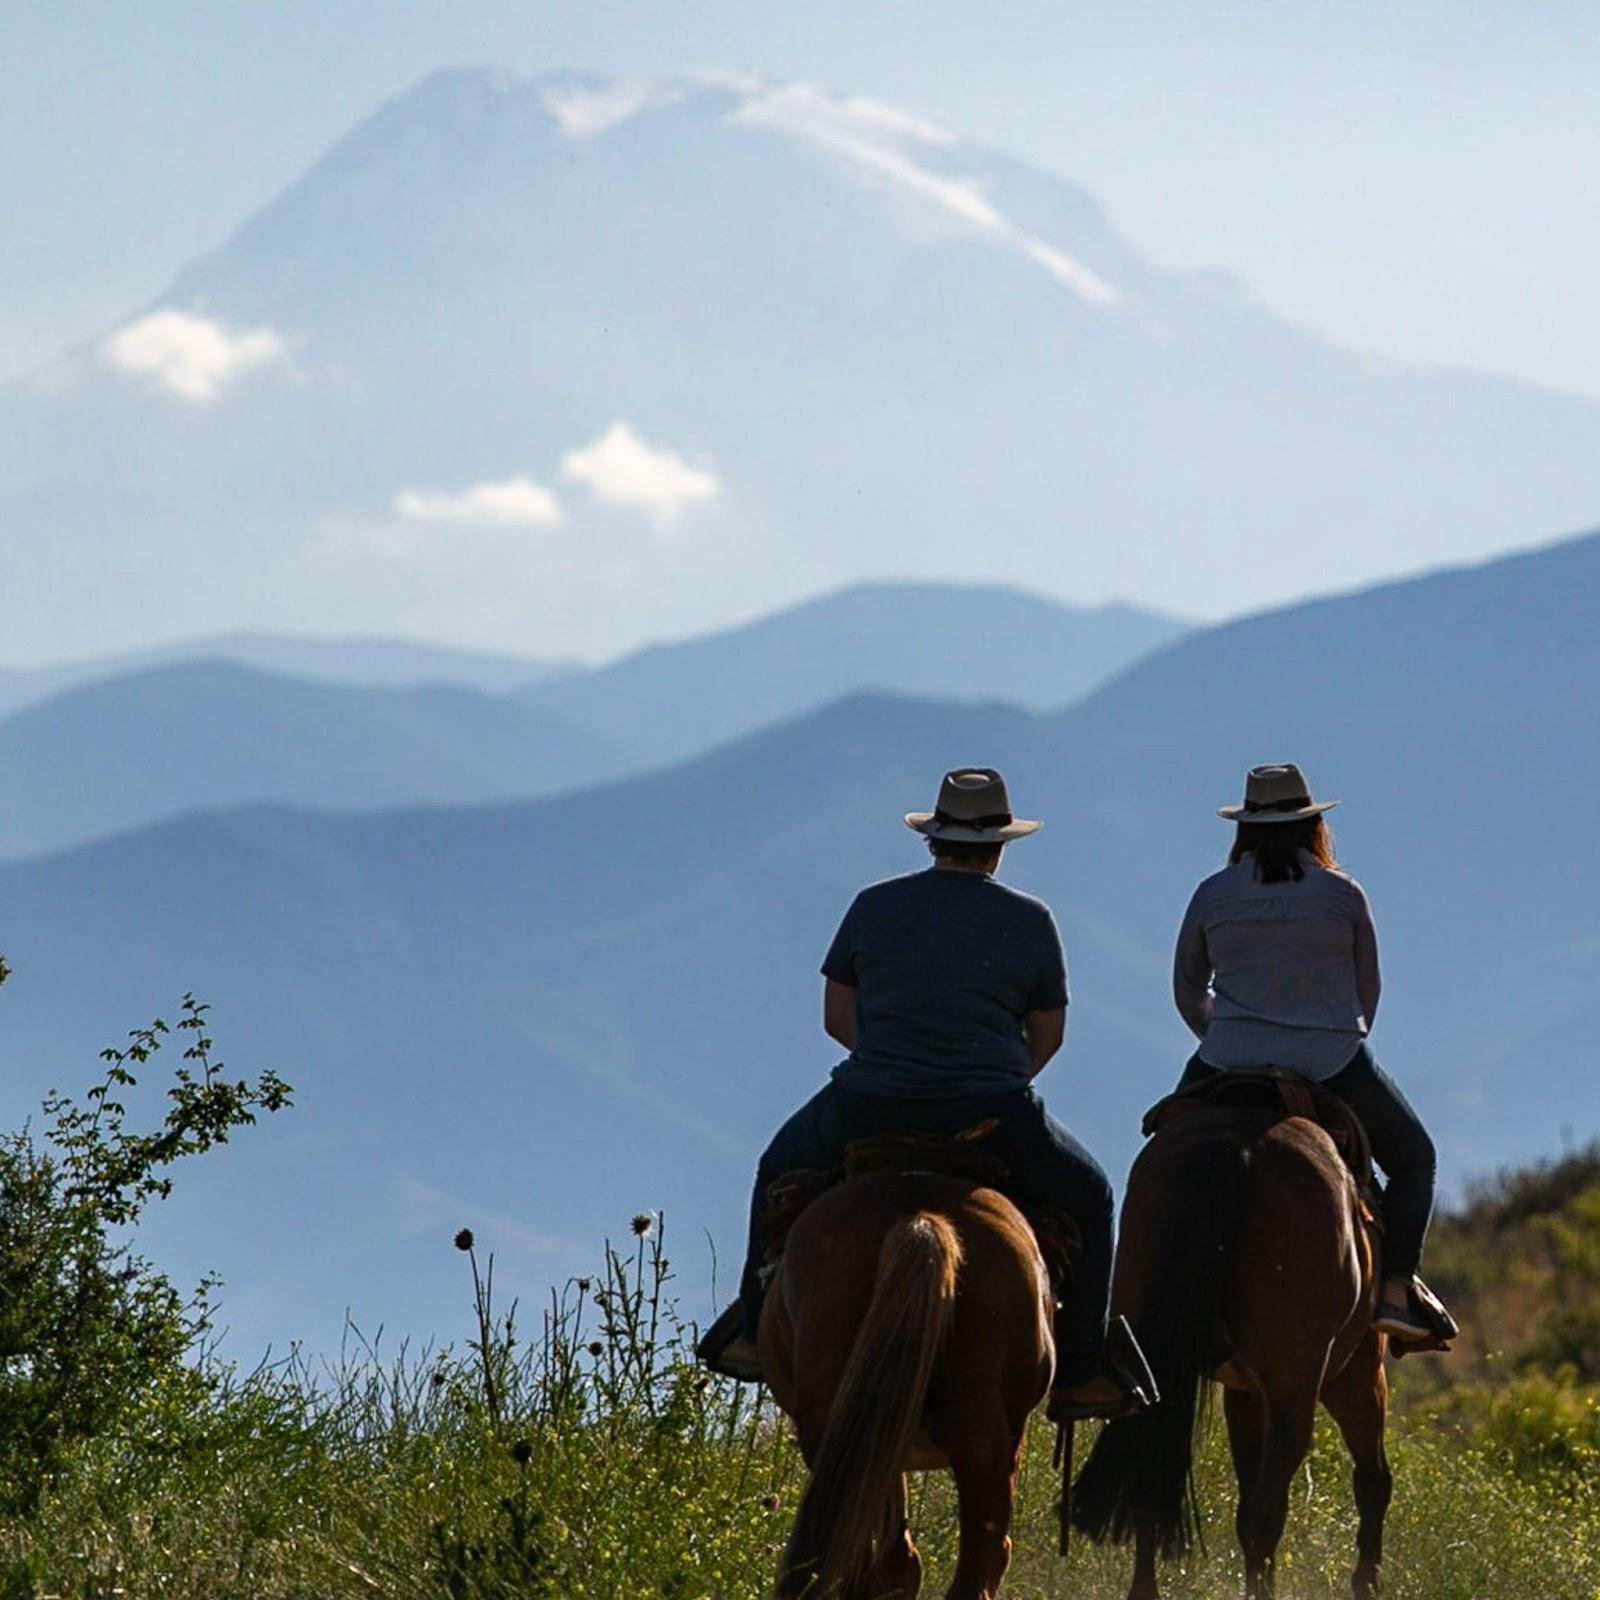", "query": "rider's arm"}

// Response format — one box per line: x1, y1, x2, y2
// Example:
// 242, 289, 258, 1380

1024, 1007, 1065, 1074
1352, 883, 1382, 1030
820, 896, 861, 1050
1172, 889, 1213, 1039
823, 978, 858, 1050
